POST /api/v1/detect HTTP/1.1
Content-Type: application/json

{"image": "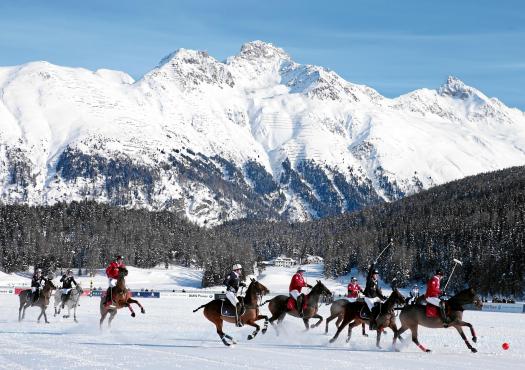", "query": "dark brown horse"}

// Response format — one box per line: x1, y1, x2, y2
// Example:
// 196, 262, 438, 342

193, 278, 270, 346
261, 280, 332, 335
329, 289, 406, 348
393, 287, 482, 353
18, 278, 57, 323
99, 267, 145, 328
325, 298, 367, 337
